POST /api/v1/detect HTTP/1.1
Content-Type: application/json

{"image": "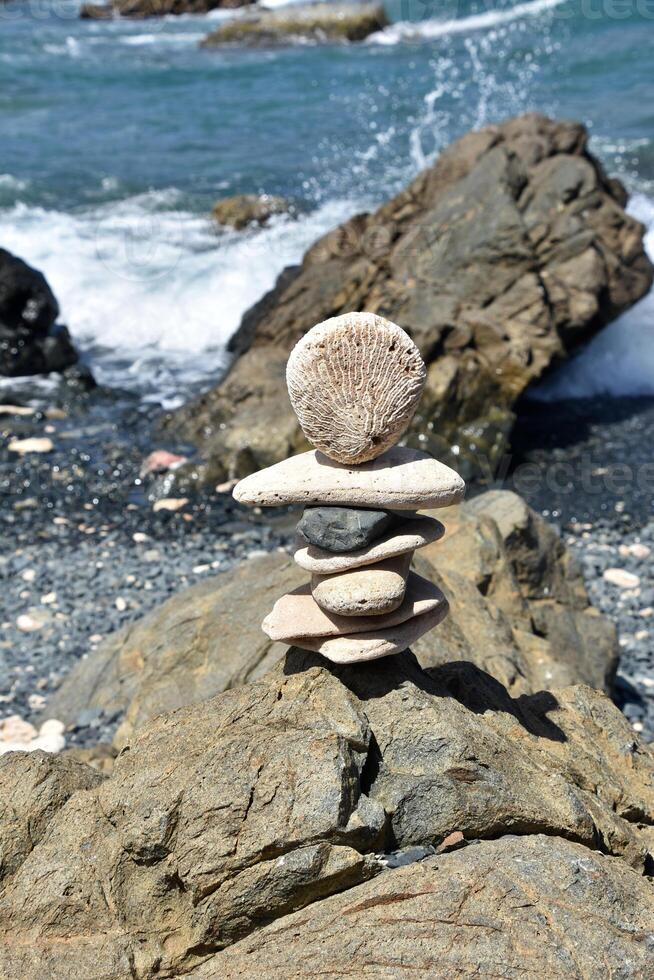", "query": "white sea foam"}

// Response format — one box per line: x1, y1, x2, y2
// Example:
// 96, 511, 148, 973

119, 30, 208, 45
0, 174, 28, 191
260, 0, 311, 8
369, 0, 567, 45
531, 193, 654, 401
0, 192, 361, 404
